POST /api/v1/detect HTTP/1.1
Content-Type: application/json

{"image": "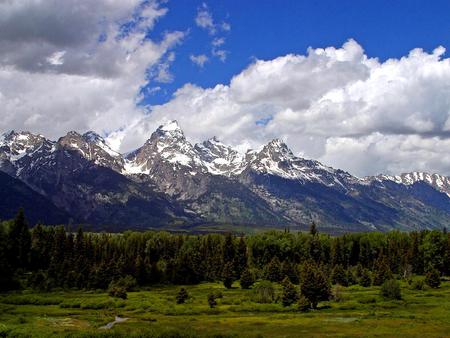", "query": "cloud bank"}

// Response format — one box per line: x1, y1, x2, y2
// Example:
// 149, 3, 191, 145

0, 0, 183, 139
119, 39, 450, 177
0, 1, 449, 176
